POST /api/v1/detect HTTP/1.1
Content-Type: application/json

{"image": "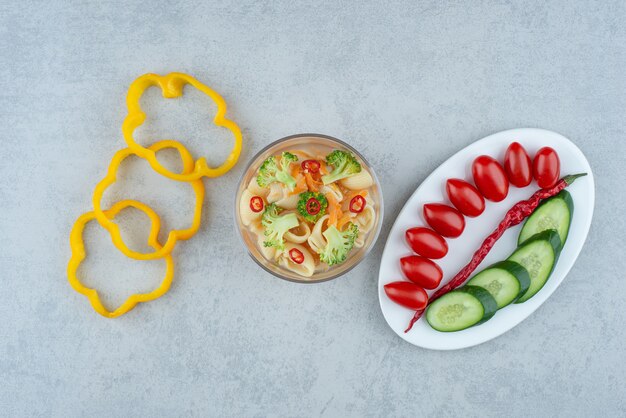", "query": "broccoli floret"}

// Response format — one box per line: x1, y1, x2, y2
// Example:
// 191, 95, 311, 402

296, 192, 328, 222
319, 223, 359, 266
321, 150, 362, 185
261, 203, 299, 250
256, 152, 299, 189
